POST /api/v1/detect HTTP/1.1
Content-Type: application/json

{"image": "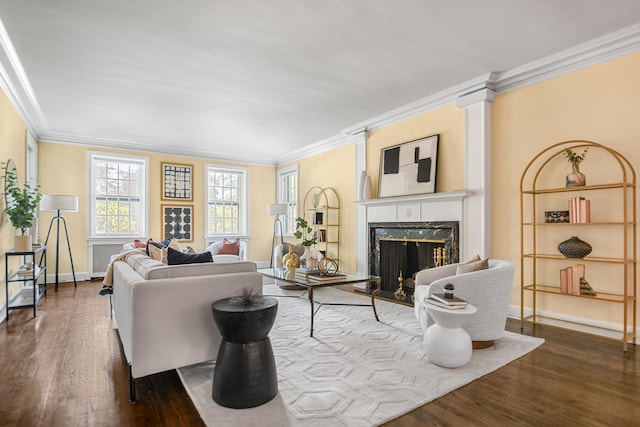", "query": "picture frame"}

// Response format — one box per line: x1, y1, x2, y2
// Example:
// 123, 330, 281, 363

378, 134, 439, 198
162, 204, 193, 241
161, 162, 193, 201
